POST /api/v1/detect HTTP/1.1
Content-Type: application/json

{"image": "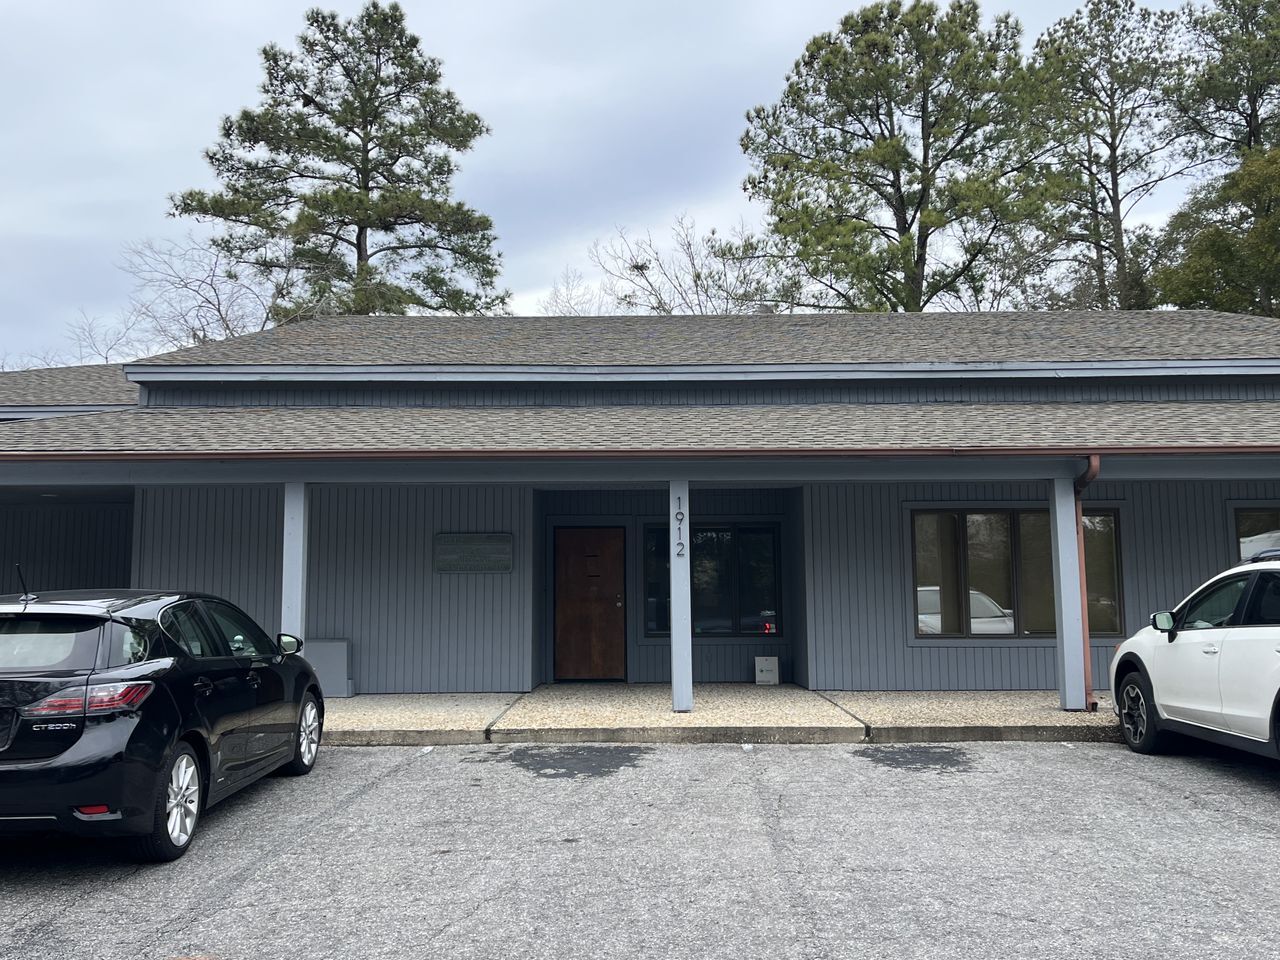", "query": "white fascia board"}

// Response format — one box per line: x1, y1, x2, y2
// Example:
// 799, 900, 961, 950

122, 359, 1280, 384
